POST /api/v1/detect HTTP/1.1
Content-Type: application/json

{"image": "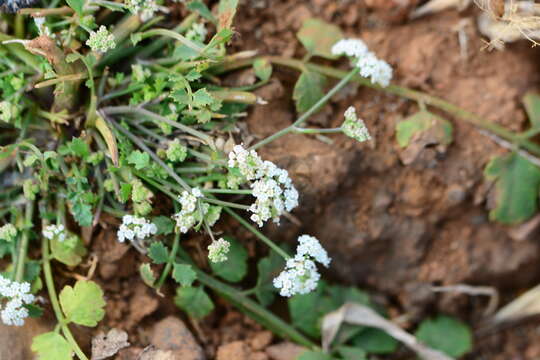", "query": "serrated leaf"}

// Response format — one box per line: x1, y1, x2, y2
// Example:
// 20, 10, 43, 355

415, 315, 472, 358
51, 233, 87, 267
66, 138, 90, 158
351, 328, 398, 354
139, 263, 156, 287
174, 286, 214, 319
152, 216, 174, 235
59, 280, 106, 327
172, 263, 197, 287
71, 200, 93, 227
32, 332, 72, 360
523, 91, 540, 130
127, 150, 150, 170
193, 88, 214, 107
148, 242, 169, 264
484, 152, 540, 224
297, 351, 333, 360
218, 0, 239, 30
395, 110, 453, 148
255, 250, 285, 306
253, 58, 272, 82
66, 0, 84, 16
337, 346, 367, 360
293, 70, 326, 114
297, 18, 343, 59
209, 237, 247, 283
